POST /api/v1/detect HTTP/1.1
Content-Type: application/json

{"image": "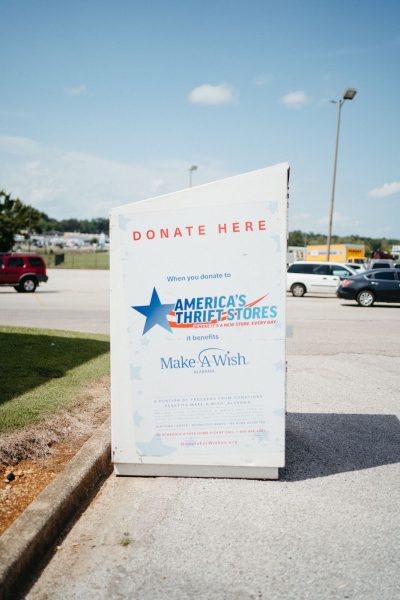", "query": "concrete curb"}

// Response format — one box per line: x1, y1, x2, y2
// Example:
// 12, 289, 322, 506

0, 418, 112, 600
